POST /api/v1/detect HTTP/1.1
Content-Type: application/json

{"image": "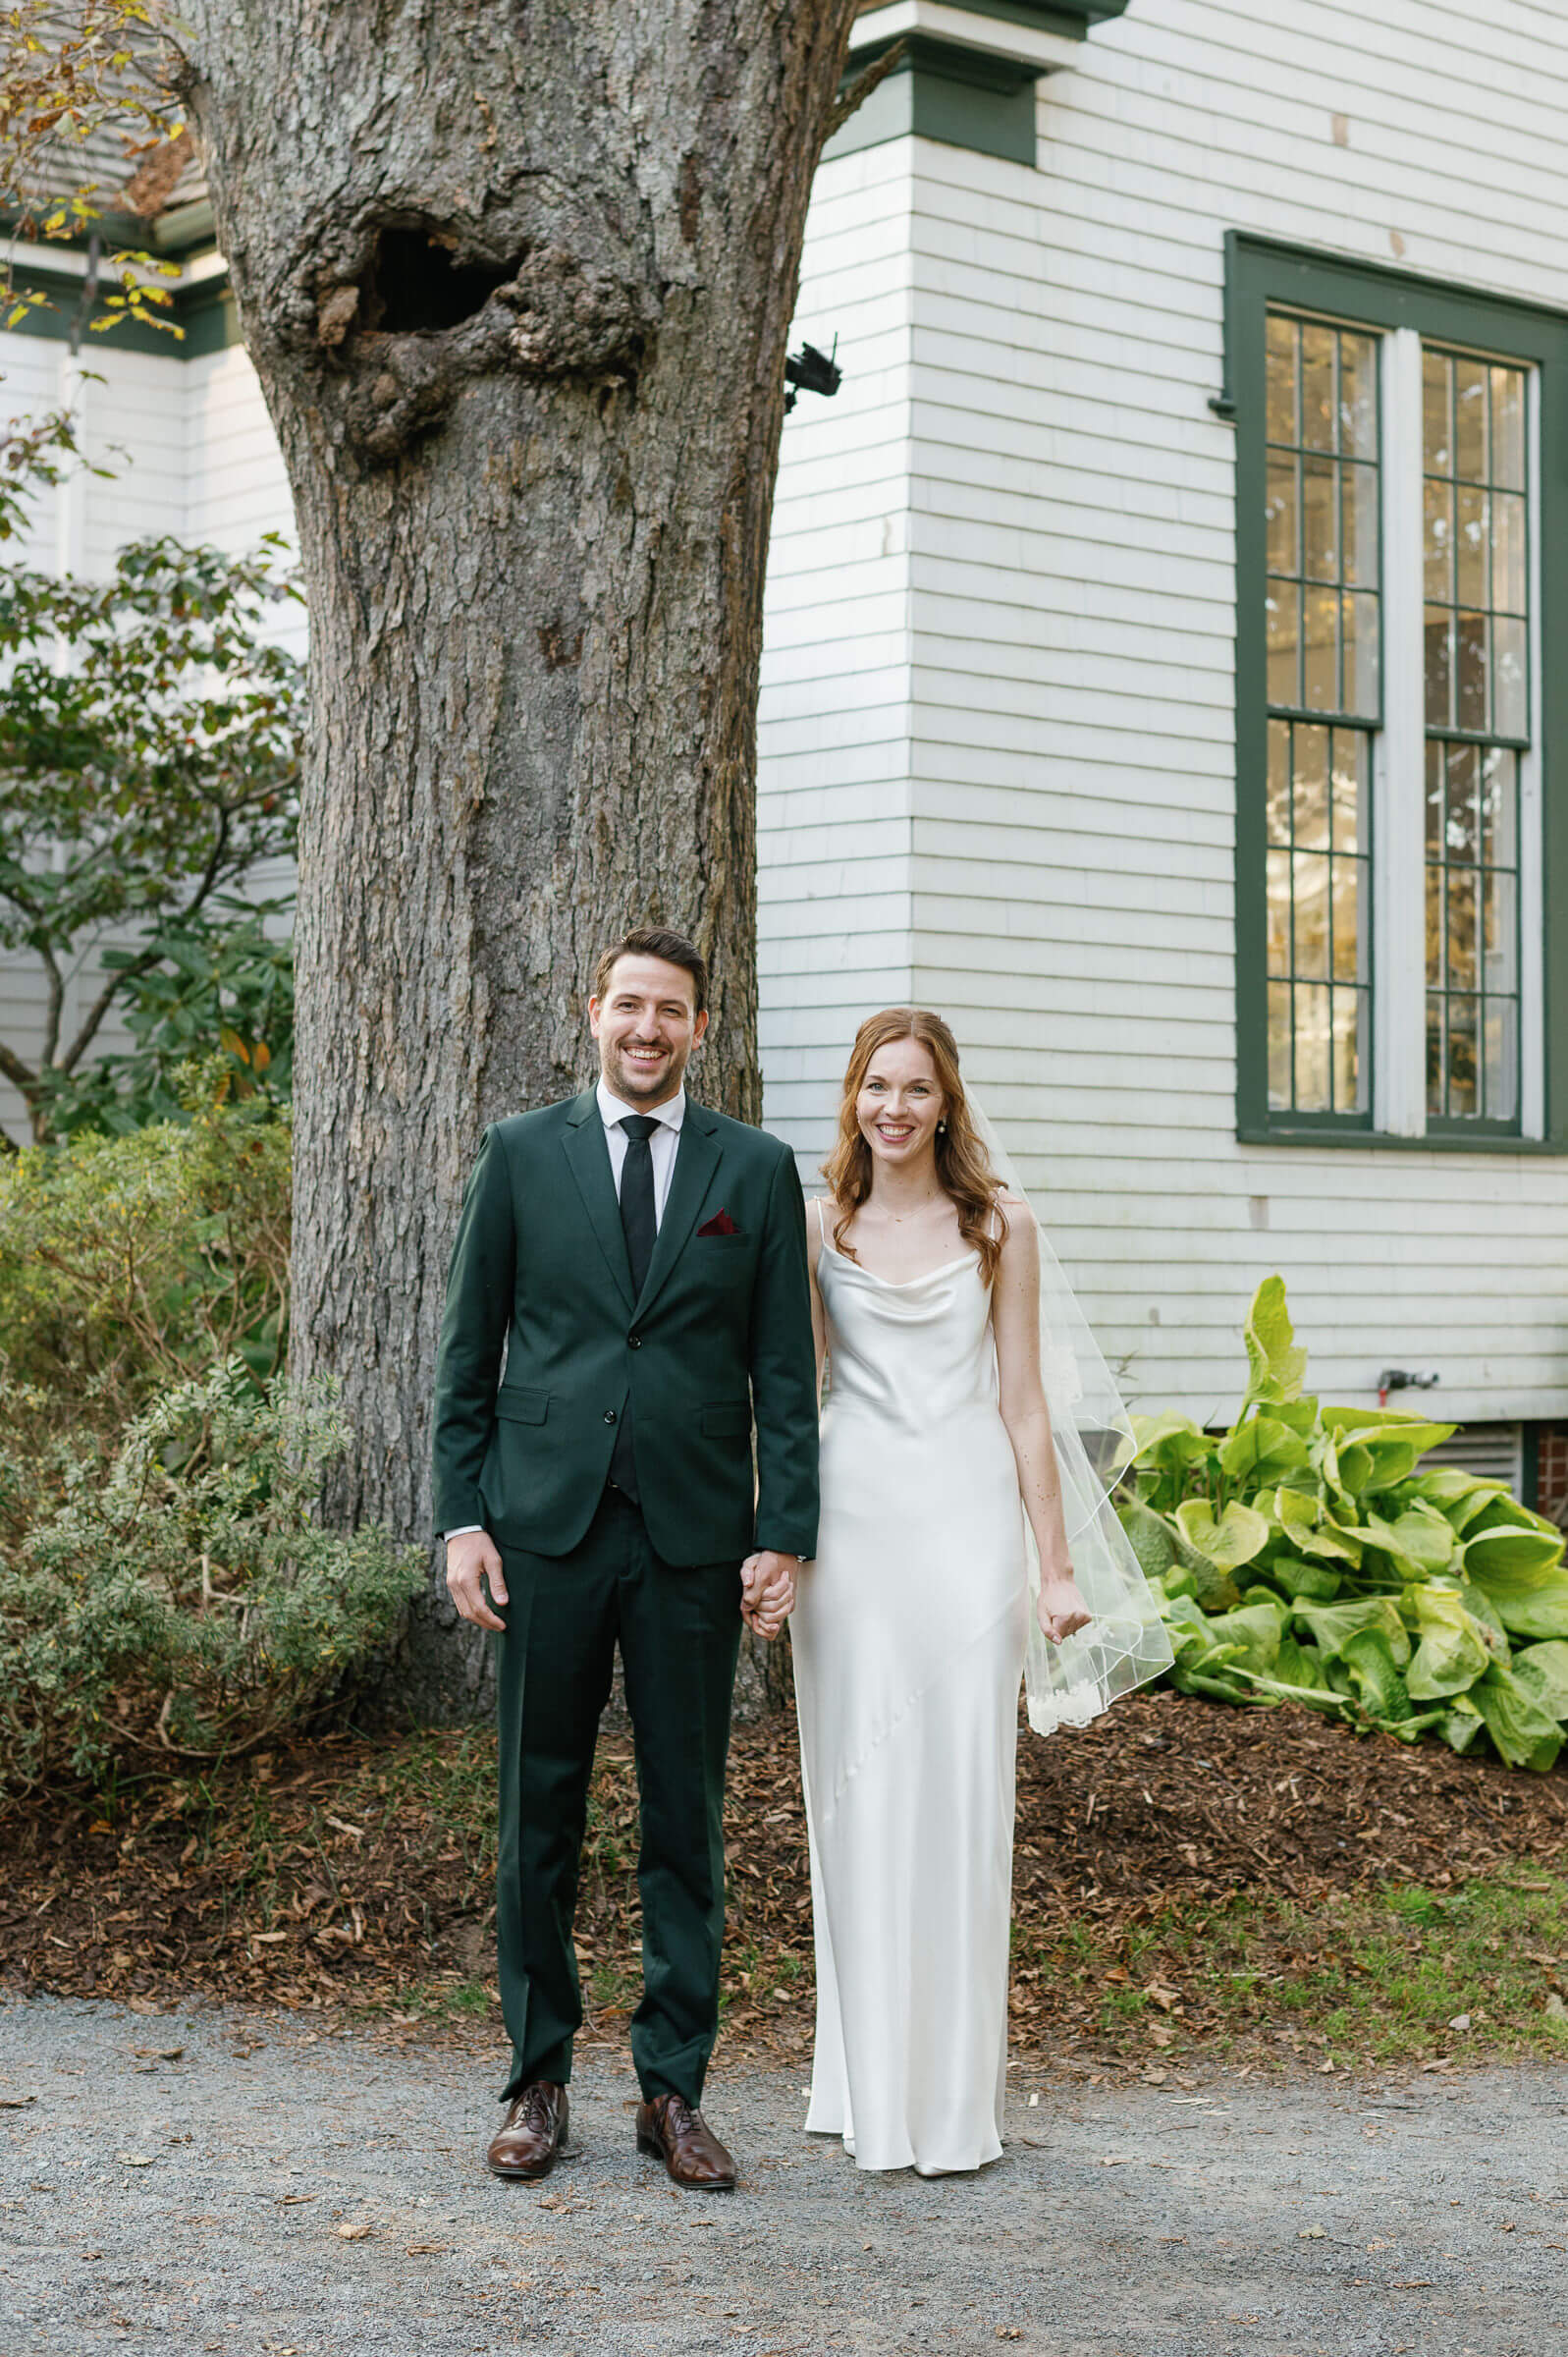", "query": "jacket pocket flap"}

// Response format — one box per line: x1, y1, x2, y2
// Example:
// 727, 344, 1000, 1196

700, 1399, 752, 1438
494, 1385, 549, 1425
